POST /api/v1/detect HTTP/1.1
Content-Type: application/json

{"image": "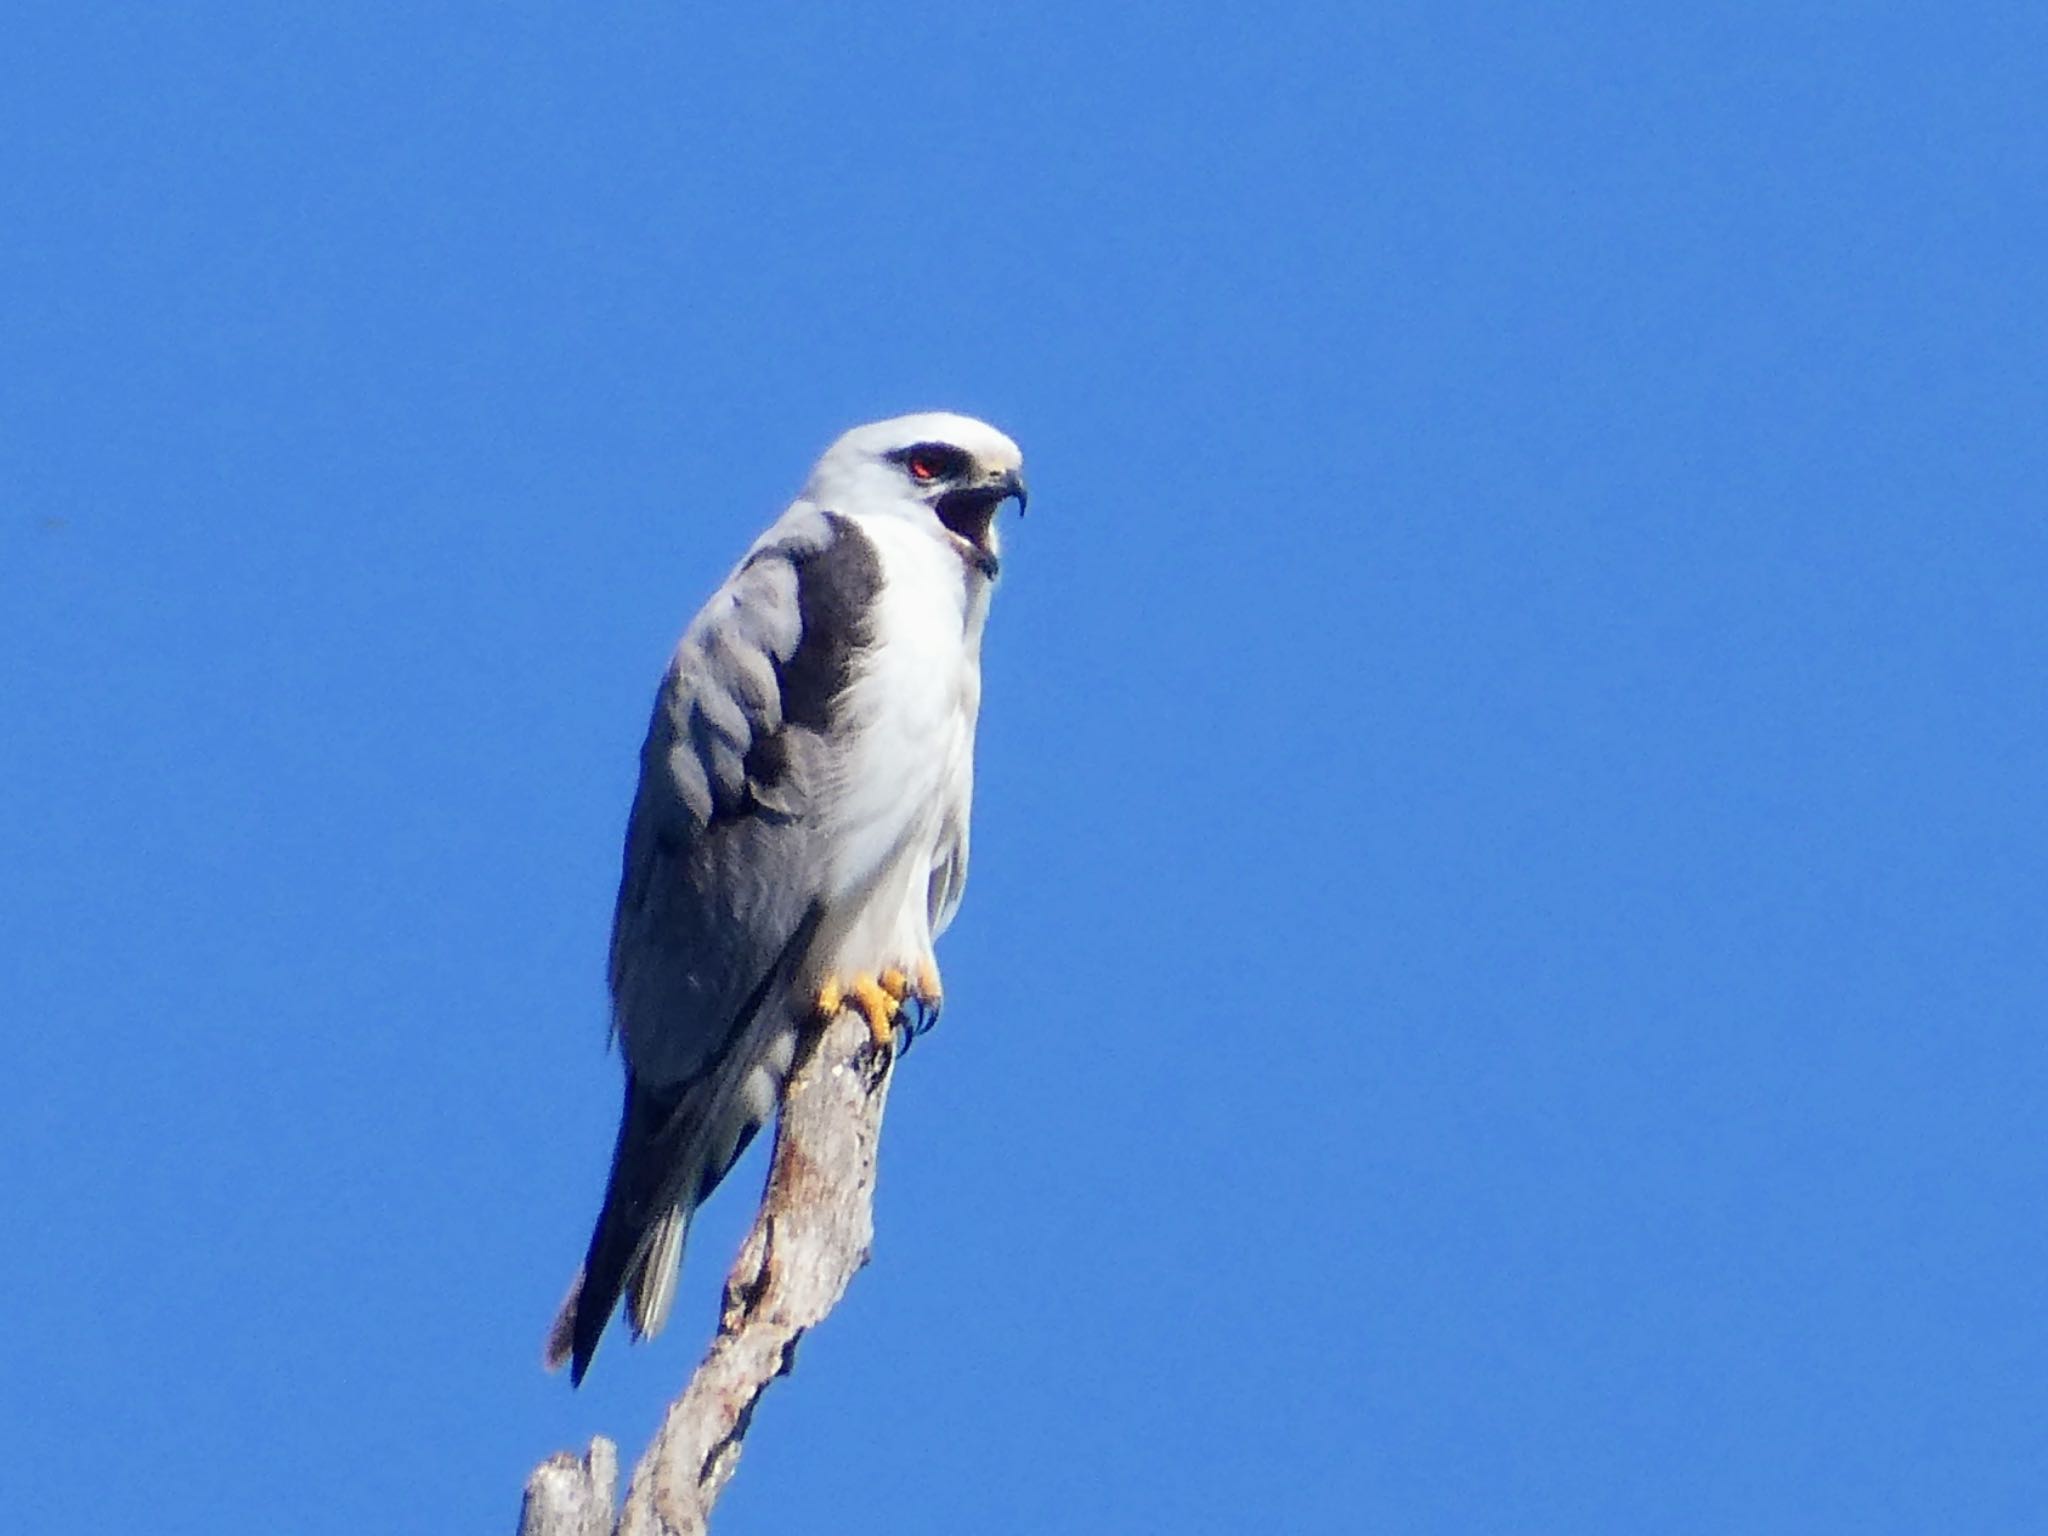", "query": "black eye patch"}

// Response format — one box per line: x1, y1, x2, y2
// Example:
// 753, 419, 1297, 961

890, 443, 975, 484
